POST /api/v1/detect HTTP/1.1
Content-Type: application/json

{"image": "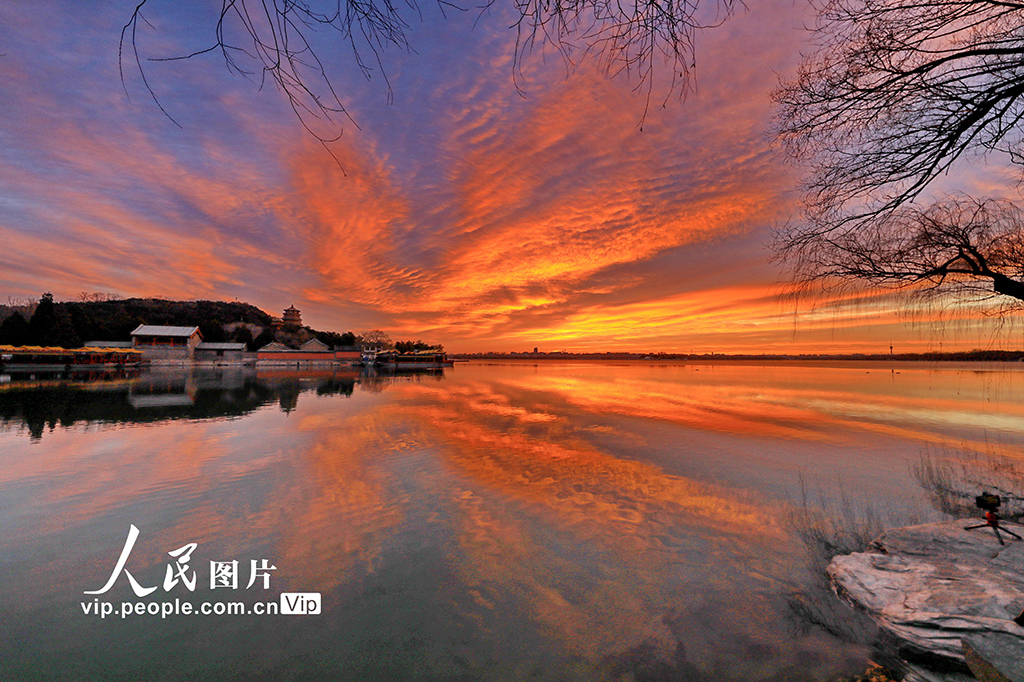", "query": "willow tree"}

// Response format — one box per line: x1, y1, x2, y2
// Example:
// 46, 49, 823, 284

773, 0, 1024, 305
